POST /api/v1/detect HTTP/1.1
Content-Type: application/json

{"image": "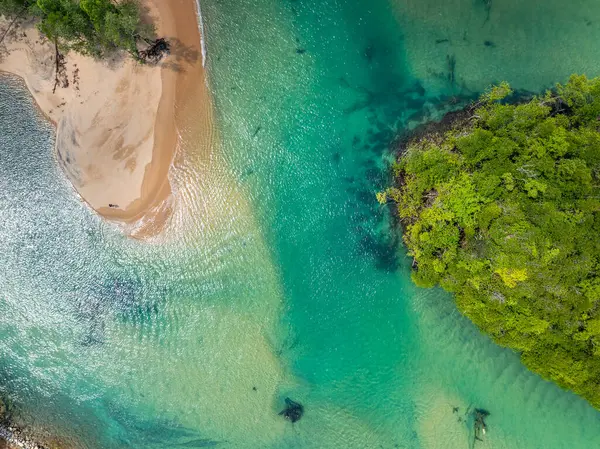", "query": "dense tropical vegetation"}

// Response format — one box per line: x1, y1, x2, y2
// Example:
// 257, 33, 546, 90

382, 75, 600, 407
0, 0, 157, 60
